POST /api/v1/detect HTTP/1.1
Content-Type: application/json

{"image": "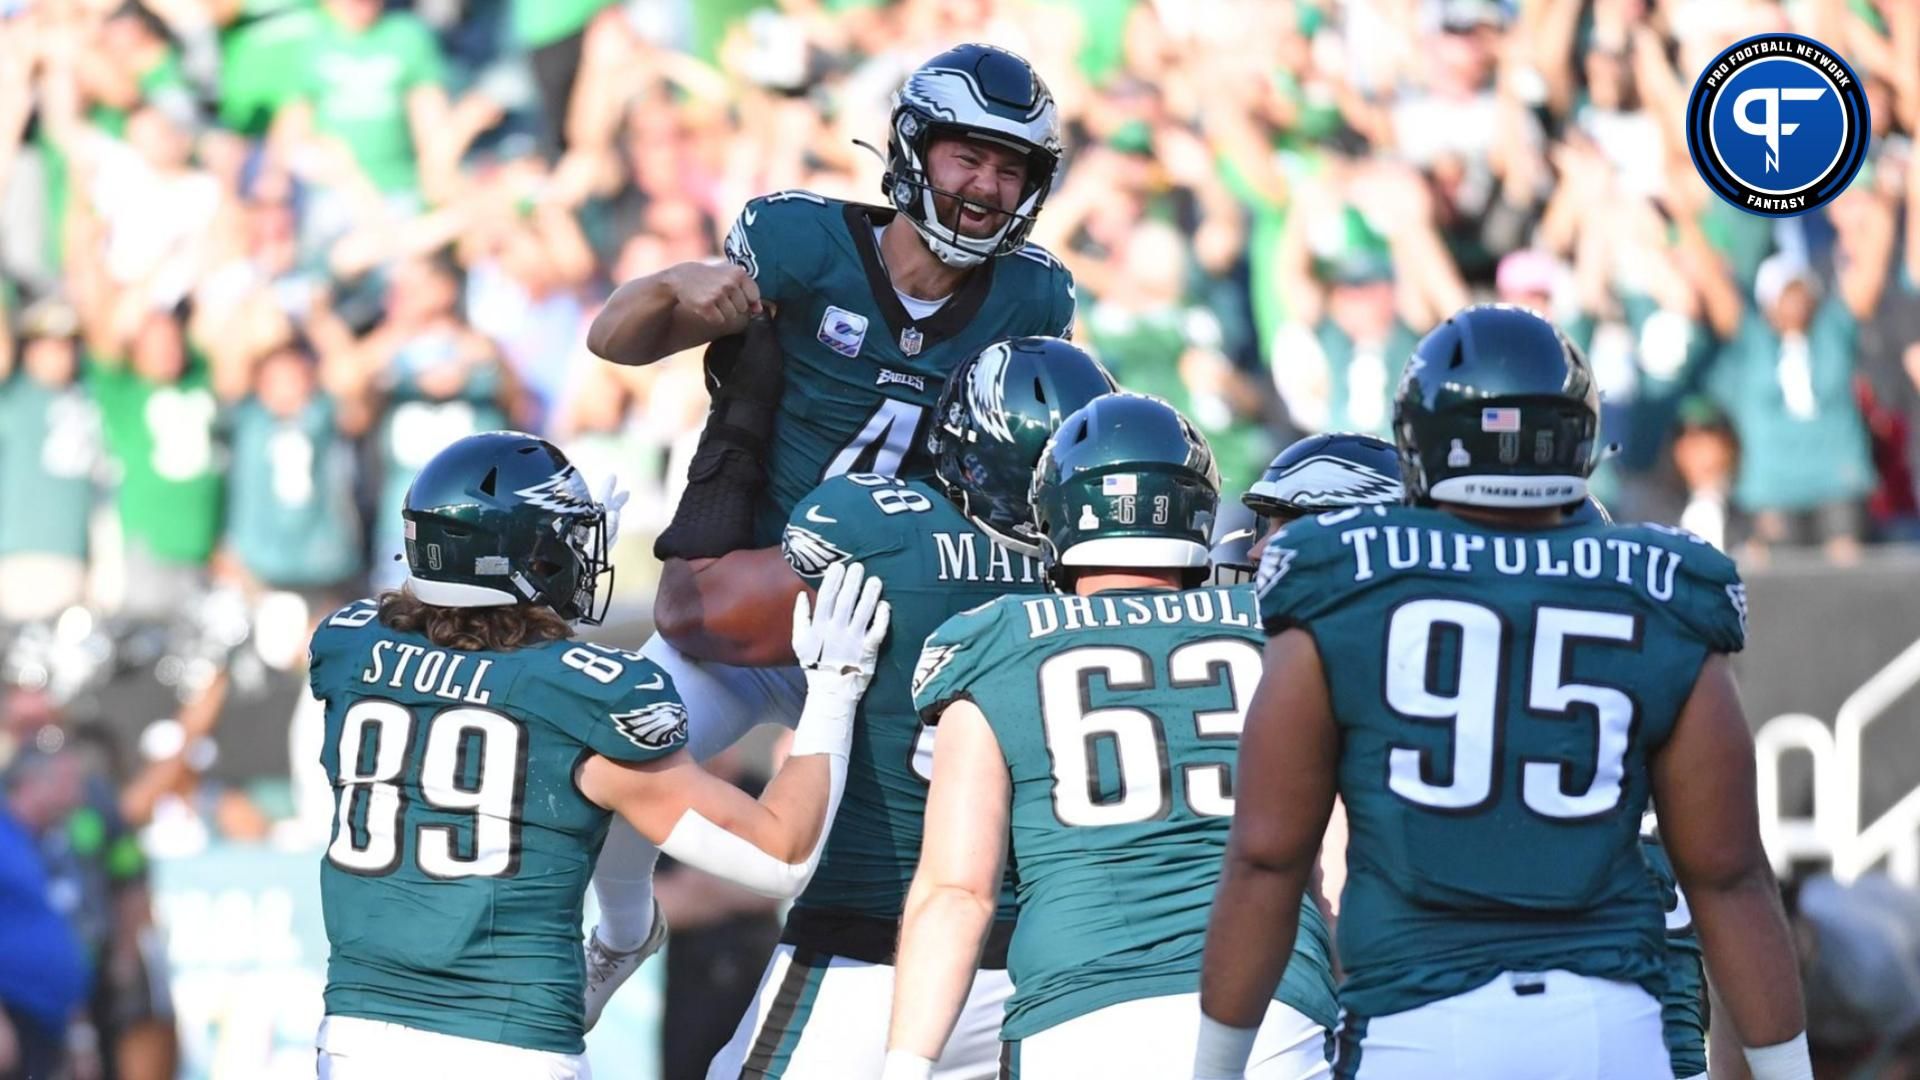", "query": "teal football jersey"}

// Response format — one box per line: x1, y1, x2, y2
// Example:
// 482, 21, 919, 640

722, 191, 1076, 545
1643, 823, 1707, 1077
1256, 504, 1746, 1021
912, 586, 1339, 1041
781, 474, 1045, 921
308, 600, 688, 1053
